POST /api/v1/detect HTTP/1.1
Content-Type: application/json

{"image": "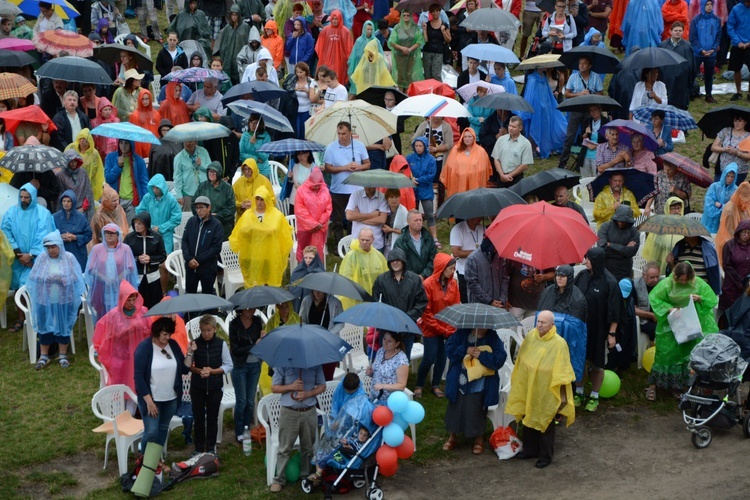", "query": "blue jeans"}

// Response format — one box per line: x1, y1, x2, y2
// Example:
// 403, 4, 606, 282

138, 397, 179, 453
695, 54, 716, 97
296, 111, 310, 140
231, 361, 261, 438
415, 336, 446, 388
